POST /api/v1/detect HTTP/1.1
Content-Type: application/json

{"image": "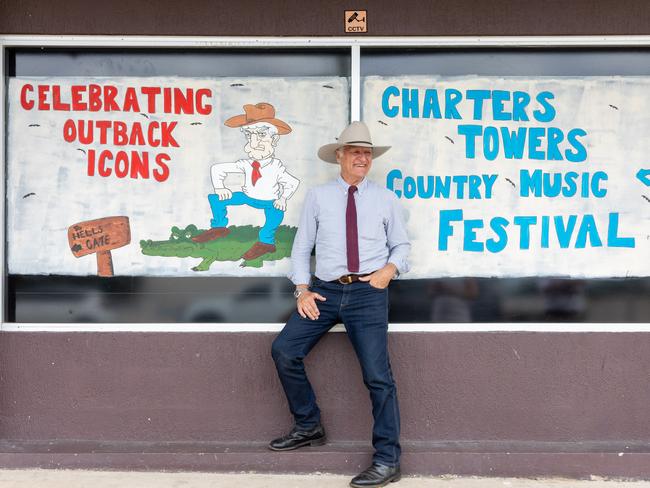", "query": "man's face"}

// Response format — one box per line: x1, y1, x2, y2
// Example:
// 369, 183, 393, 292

242, 124, 279, 160
337, 145, 373, 184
